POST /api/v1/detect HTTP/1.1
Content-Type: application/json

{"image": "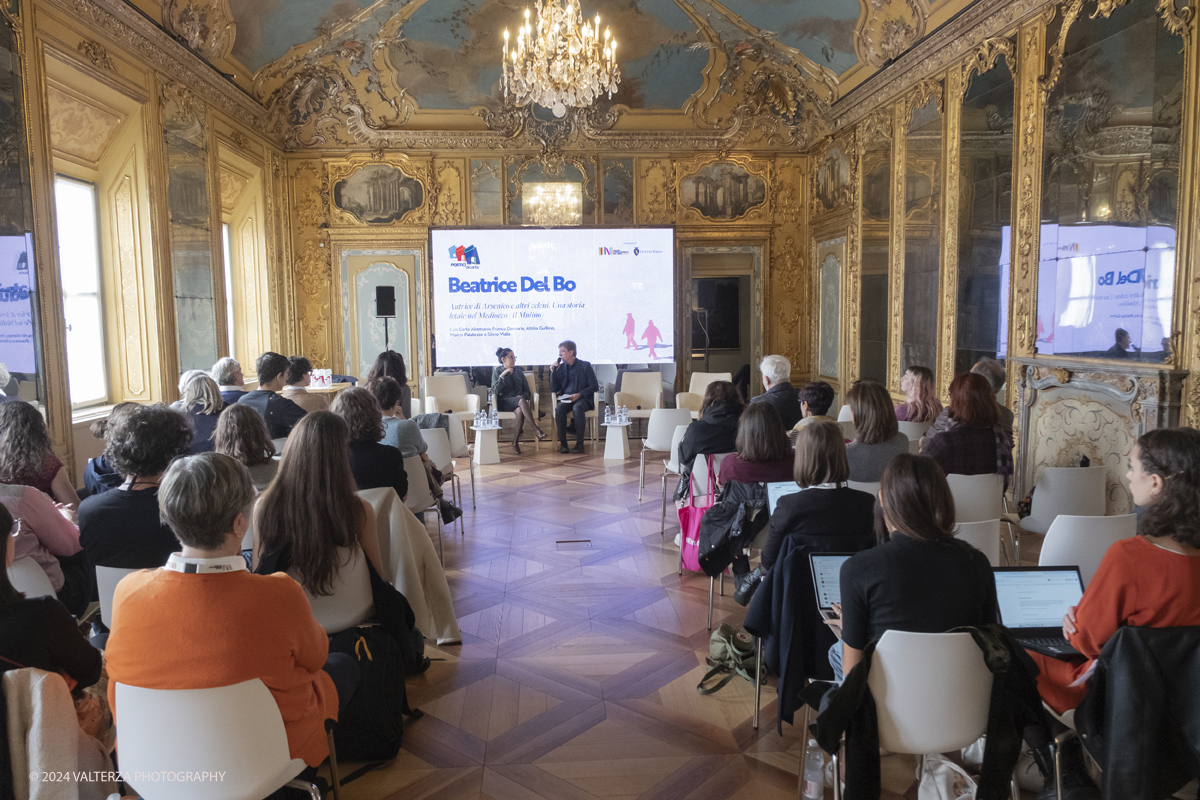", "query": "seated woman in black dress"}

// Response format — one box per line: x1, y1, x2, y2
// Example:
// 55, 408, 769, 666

330, 388, 407, 503
491, 347, 546, 454
828, 453, 997, 680
0, 502, 101, 689
735, 421, 875, 604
